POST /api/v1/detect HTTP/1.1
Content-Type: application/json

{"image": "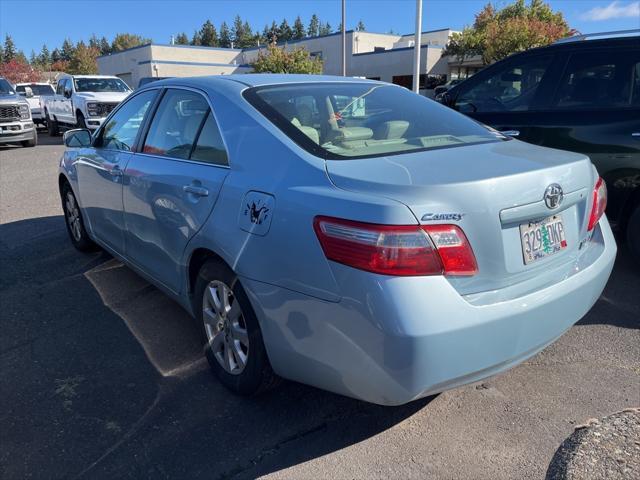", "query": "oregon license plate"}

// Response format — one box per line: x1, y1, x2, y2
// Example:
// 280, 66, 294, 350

520, 214, 567, 265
